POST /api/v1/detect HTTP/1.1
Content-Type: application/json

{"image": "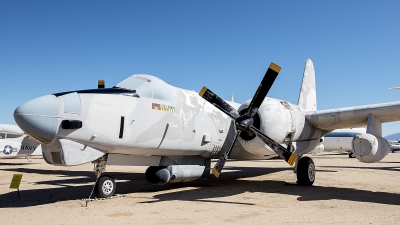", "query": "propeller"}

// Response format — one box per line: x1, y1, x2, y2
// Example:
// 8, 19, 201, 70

199, 62, 298, 178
